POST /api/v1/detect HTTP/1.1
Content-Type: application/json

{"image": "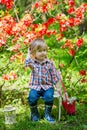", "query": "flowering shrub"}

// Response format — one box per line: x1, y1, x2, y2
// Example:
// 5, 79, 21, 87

0, 0, 13, 9
0, 0, 87, 105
